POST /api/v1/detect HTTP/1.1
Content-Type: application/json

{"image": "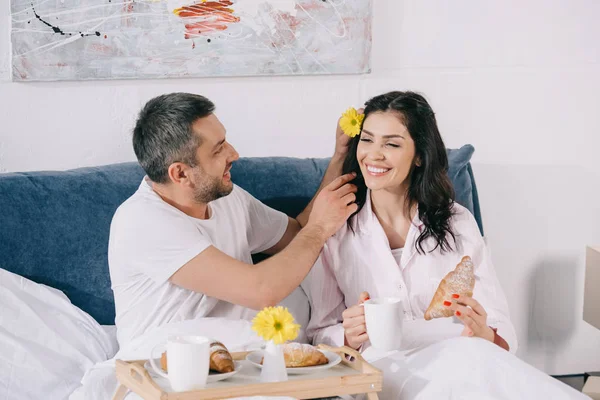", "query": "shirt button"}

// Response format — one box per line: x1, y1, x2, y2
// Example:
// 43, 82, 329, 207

398, 284, 403, 290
